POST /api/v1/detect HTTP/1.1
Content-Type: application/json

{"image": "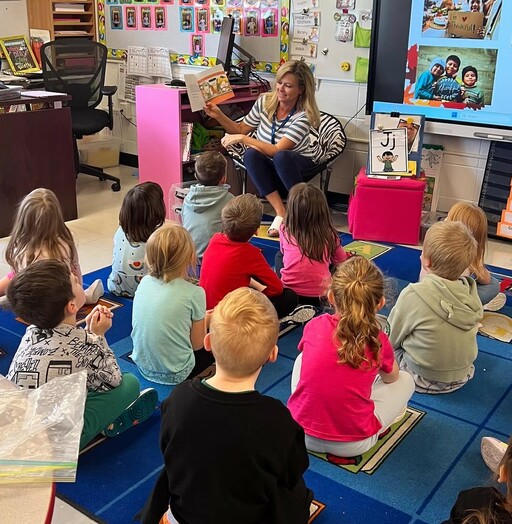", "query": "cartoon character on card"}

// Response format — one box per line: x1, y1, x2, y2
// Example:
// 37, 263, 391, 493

377, 151, 398, 172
